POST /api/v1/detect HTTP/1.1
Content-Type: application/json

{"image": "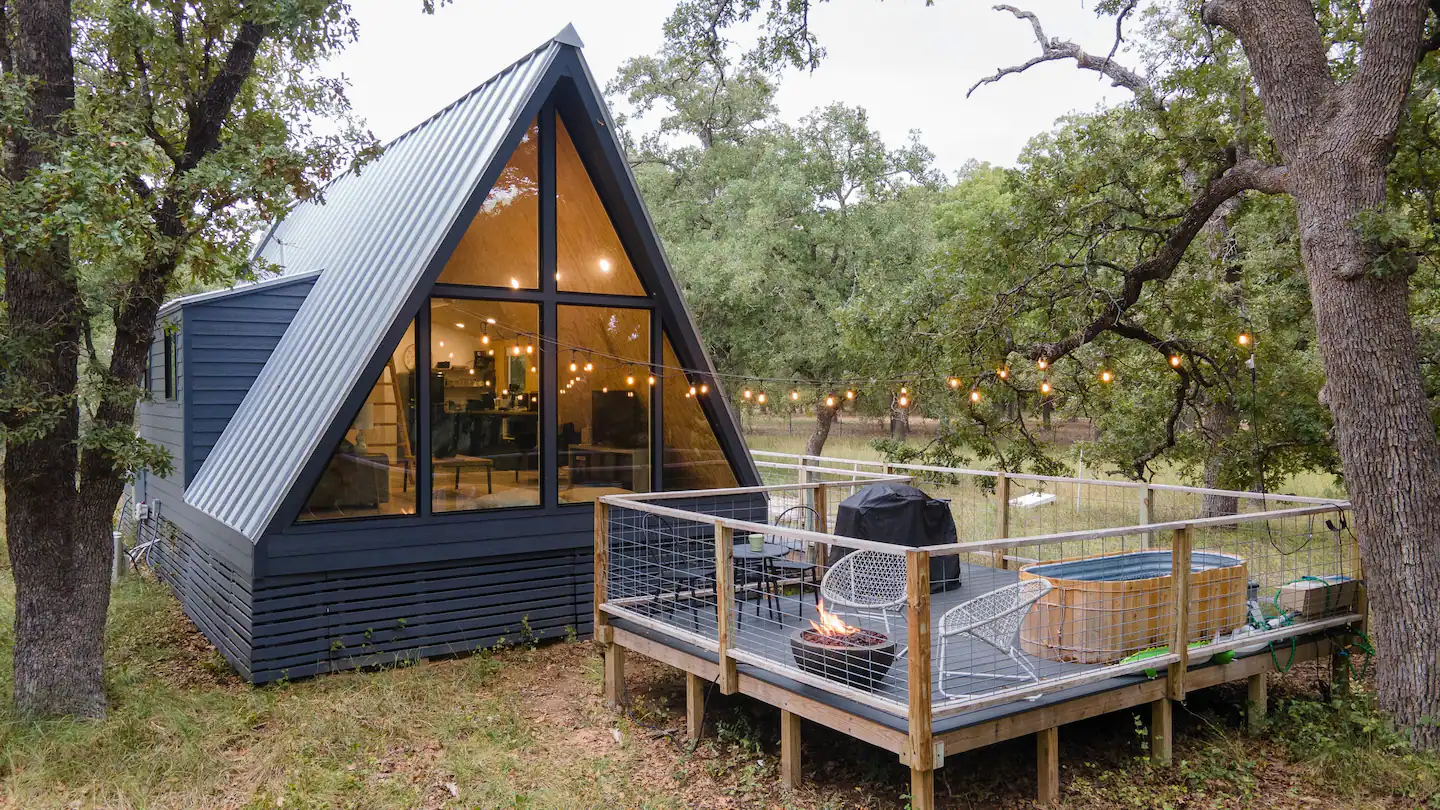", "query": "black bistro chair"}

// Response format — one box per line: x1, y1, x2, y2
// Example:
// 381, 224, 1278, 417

645, 513, 717, 632
768, 505, 822, 616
